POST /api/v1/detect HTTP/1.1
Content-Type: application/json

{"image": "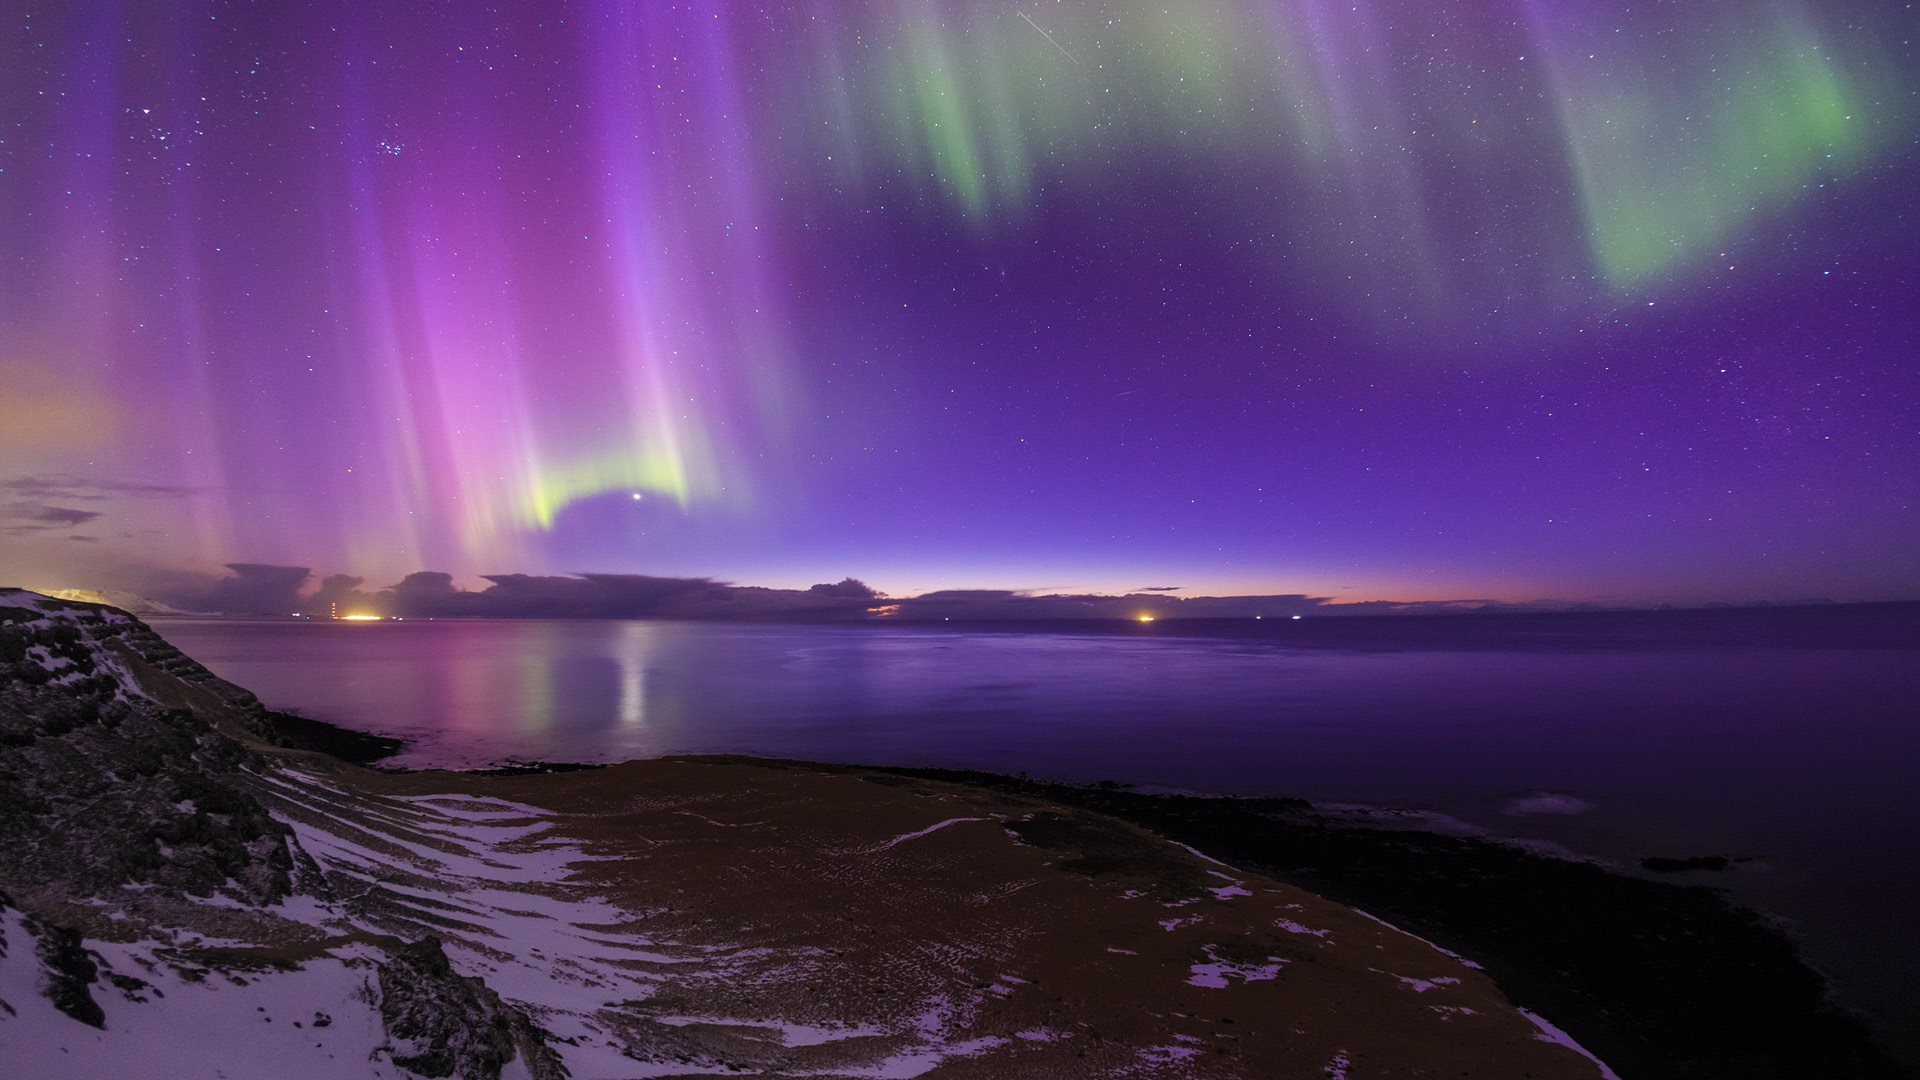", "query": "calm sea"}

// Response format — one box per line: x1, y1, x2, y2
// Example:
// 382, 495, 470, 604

151, 607, 1920, 1062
